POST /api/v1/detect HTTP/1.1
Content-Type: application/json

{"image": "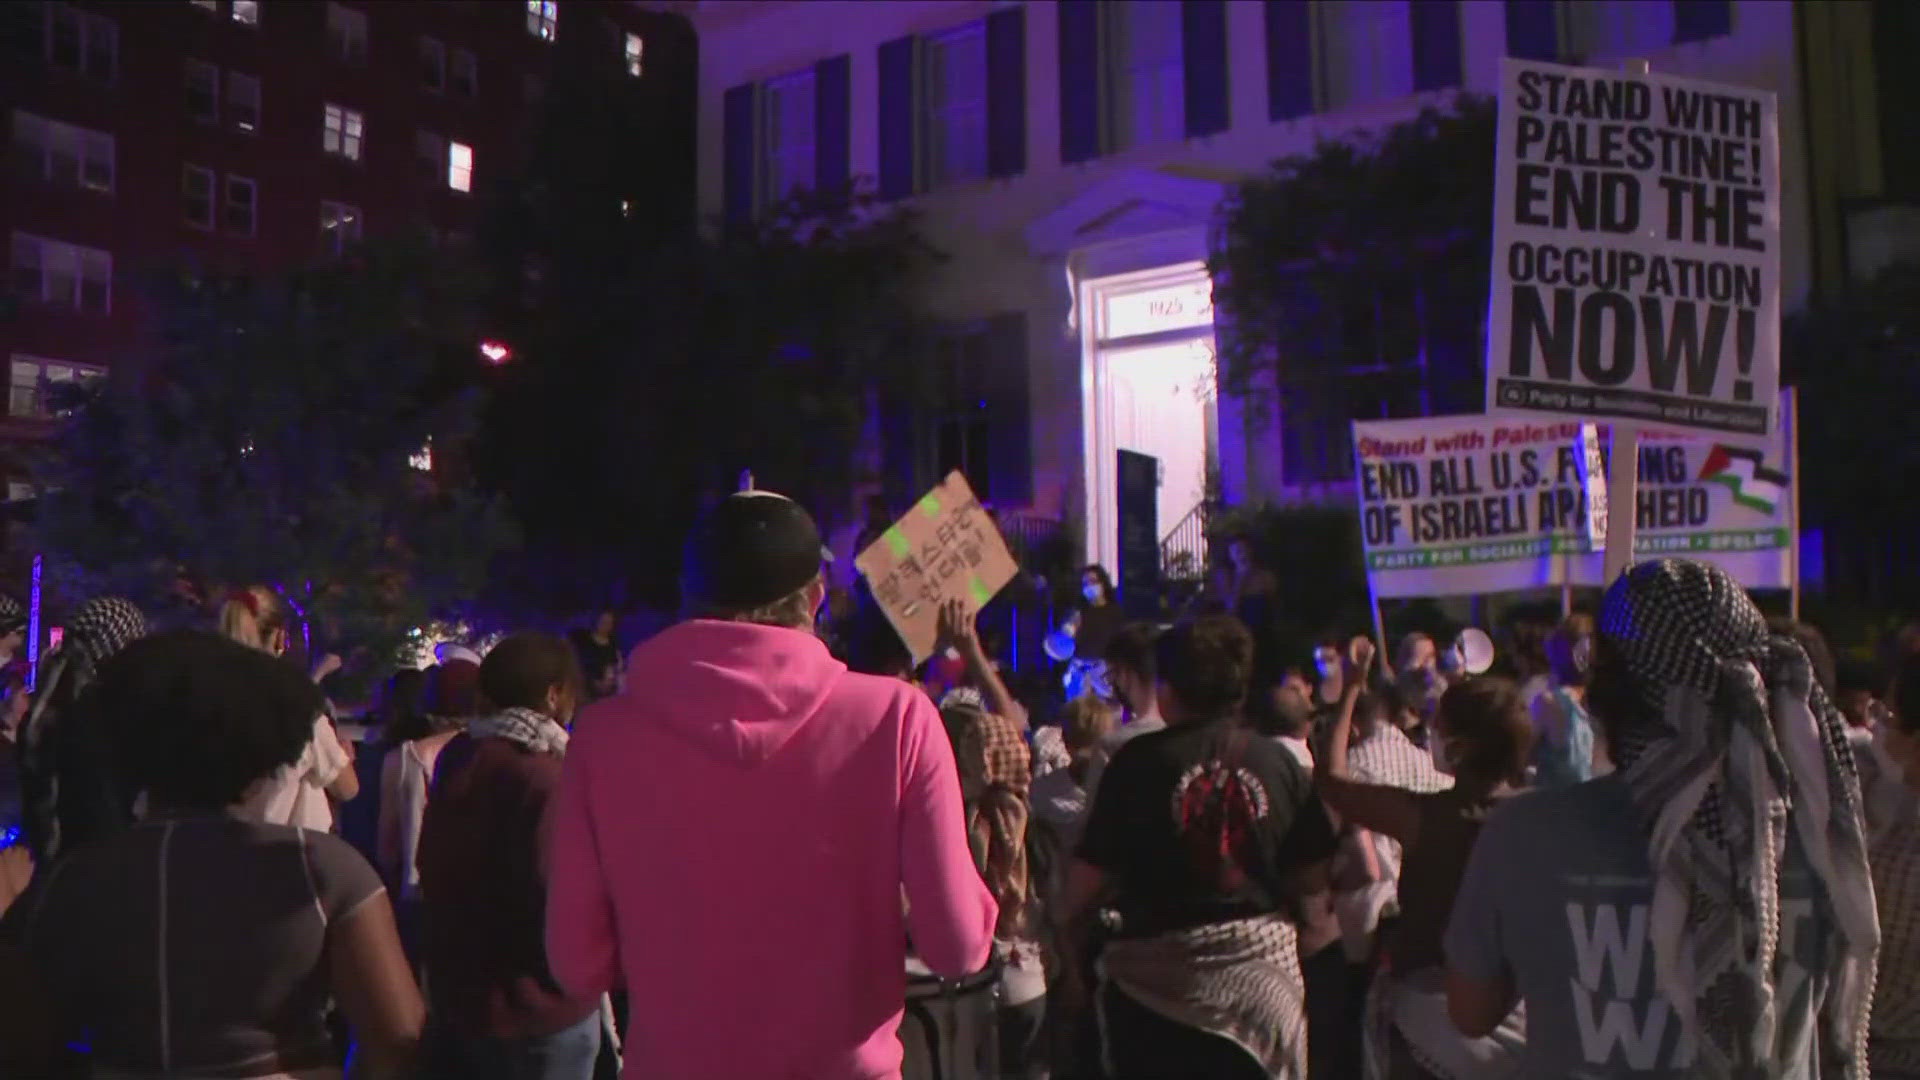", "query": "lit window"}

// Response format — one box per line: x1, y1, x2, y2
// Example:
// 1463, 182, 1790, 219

231, 0, 259, 25
183, 165, 215, 229
451, 48, 478, 97
1104, 0, 1185, 152
1319, 0, 1413, 111
319, 201, 362, 256
921, 21, 989, 189
625, 32, 643, 77
190, 0, 217, 11
228, 72, 261, 133
46, 5, 118, 83
10, 233, 112, 314
620, 199, 633, 218
186, 60, 220, 124
448, 141, 473, 192
409, 439, 433, 471
325, 3, 367, 66
9, 356, 103, 418
760, 68, 815, 209
525, 0, 556, 41
12, 111, 114, 194
224, 175, 256, 236
322, 104, 364, 160
420, 36, 446, 92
